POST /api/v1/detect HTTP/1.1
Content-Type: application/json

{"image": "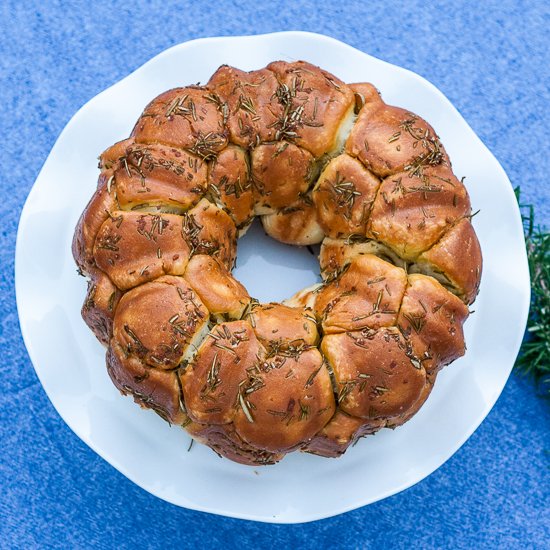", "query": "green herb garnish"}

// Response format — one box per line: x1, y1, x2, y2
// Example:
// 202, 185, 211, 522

514, 187, 549, 392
